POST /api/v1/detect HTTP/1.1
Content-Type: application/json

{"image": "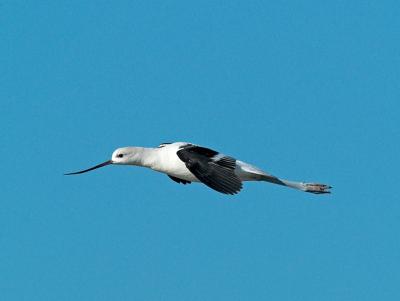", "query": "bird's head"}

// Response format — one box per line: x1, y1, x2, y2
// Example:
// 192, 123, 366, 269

64, 147, 144, 175
111, 147, 142, 165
